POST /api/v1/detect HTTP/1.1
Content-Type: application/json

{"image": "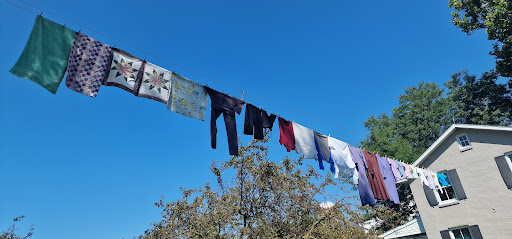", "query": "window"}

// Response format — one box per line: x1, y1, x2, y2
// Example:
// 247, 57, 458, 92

424, 169, 467, 207
450, 227, 472, 239
434, 171, 457, 203
456, 134, 471, 150
440, 225, 482, 239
